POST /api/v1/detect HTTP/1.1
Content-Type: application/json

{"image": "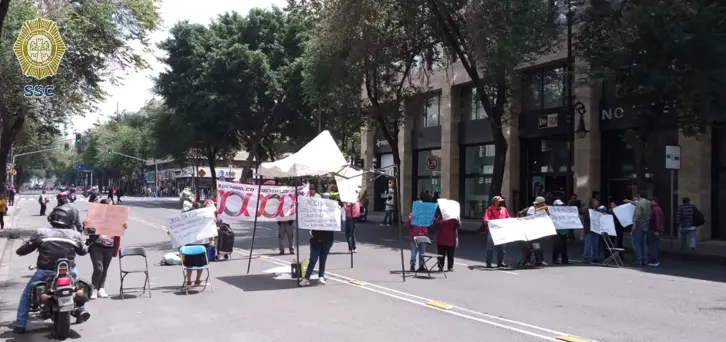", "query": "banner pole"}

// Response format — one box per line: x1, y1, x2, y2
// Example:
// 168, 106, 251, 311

393, 172, 406, 282
246, 178, 263, 274
295, 182, 301, 285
